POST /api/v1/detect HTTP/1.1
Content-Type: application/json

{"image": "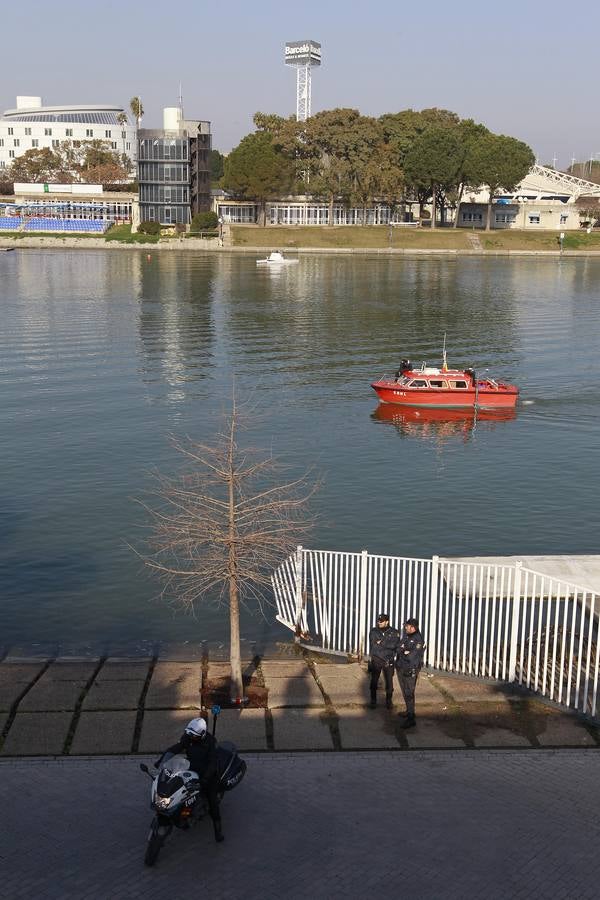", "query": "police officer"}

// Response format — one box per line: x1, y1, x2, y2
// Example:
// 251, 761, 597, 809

395, 618, 425, 728
368, 612, 399, 709
156, 717, 224, 842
